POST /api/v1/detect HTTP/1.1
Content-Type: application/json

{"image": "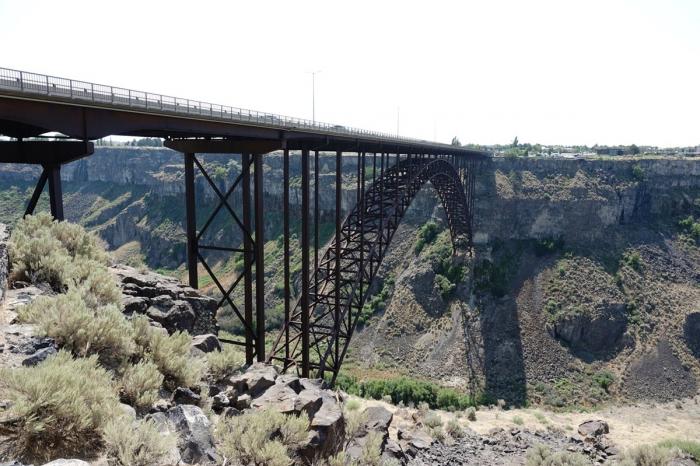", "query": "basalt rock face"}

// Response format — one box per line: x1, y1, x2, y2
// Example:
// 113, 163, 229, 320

472, 157, 700, 245
110, 264, 218, 335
